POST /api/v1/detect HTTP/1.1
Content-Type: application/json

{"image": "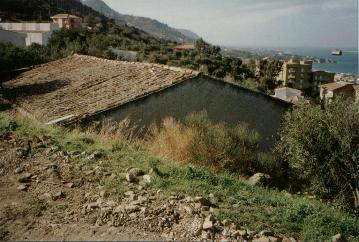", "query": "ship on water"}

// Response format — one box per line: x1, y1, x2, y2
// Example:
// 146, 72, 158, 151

332, 49, 343, 56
